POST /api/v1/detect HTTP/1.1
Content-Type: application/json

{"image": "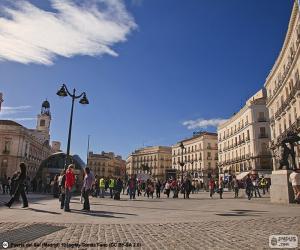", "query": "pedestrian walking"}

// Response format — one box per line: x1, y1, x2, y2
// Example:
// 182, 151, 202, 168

252, 175, 261, 198
171, 179, 179, 198
165, 180, 171, 198
64, 164, 75, 212
208, 178, 215, 198
94, 176, 100, 197
58, 170, 66, 209
218, 177, 224, 199
81, 167, 94, 211
183, 177, 192, 199
128, 175, 137, 200
245, 174, 253, 200
148, 180, 154, 199
109, 176, 116, 198
156, 180, 162, 198
289, 168, 300, 203
5, 163, 28, 208
114, 178, 123, 200
232, 176, 239, 198
260, 176, 267, 195
99, 176, 105, 198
